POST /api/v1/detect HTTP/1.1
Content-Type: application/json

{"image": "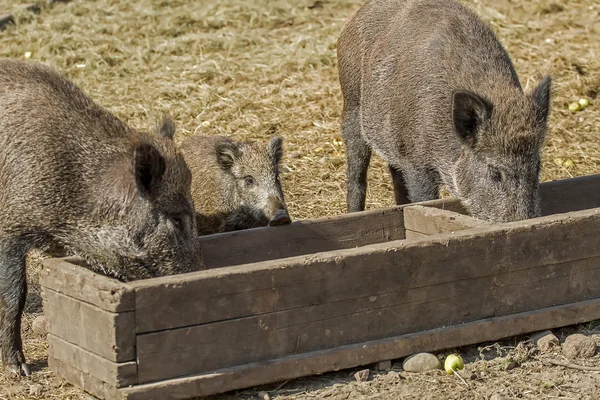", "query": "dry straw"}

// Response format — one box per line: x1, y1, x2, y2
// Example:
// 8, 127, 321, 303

0, 0, 598, 398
